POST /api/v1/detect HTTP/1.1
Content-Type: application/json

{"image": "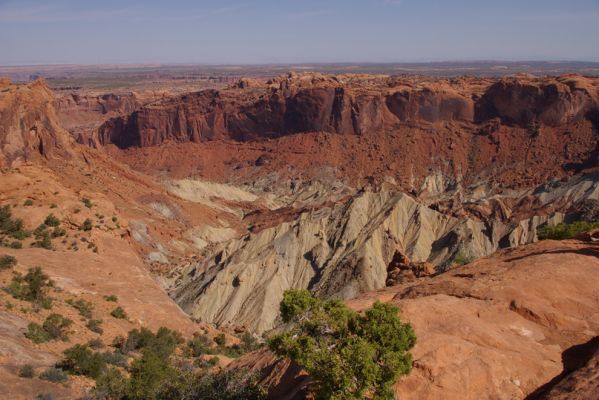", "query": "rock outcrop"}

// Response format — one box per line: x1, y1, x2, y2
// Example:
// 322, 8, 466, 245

234, 239, 599, 400
0, 79, 74, 167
